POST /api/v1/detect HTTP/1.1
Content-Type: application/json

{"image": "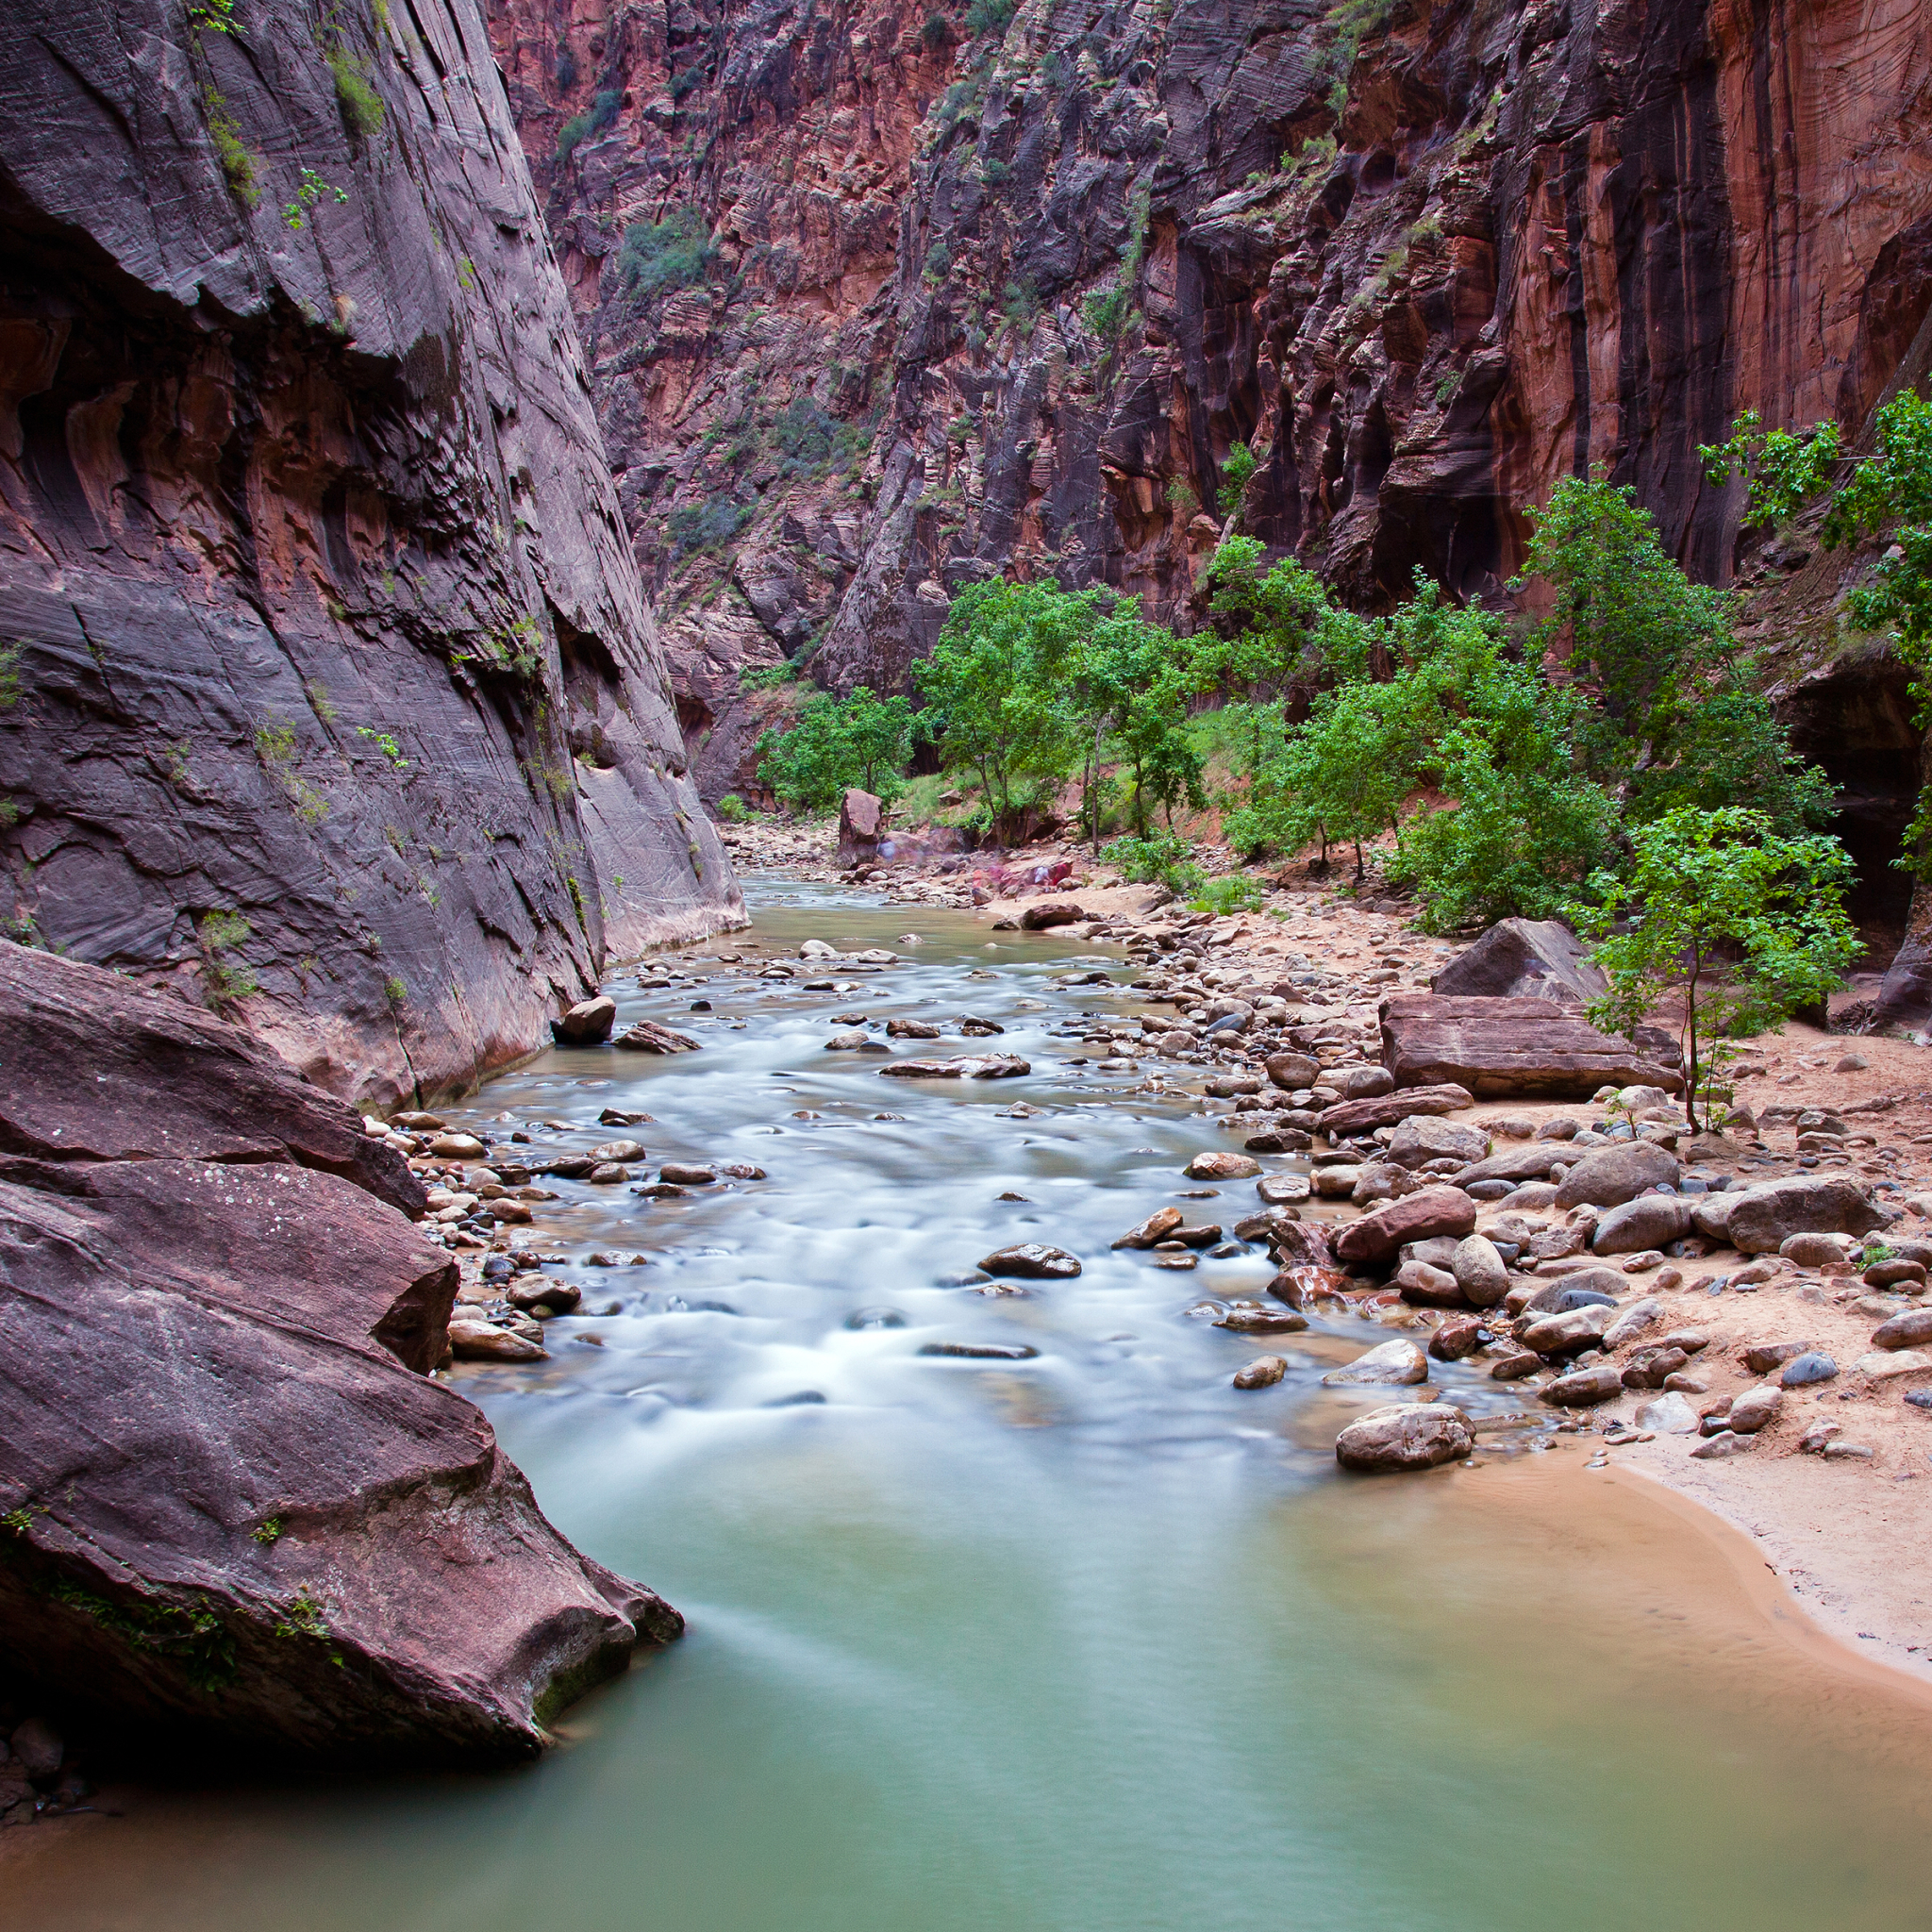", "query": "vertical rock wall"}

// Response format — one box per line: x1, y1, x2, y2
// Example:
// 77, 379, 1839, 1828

0, 0, 741, 1107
